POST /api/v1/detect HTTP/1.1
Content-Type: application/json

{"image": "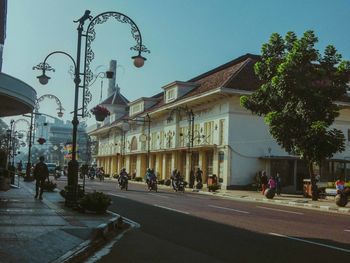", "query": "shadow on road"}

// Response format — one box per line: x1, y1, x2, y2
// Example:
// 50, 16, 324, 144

100, 195, 349, 263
